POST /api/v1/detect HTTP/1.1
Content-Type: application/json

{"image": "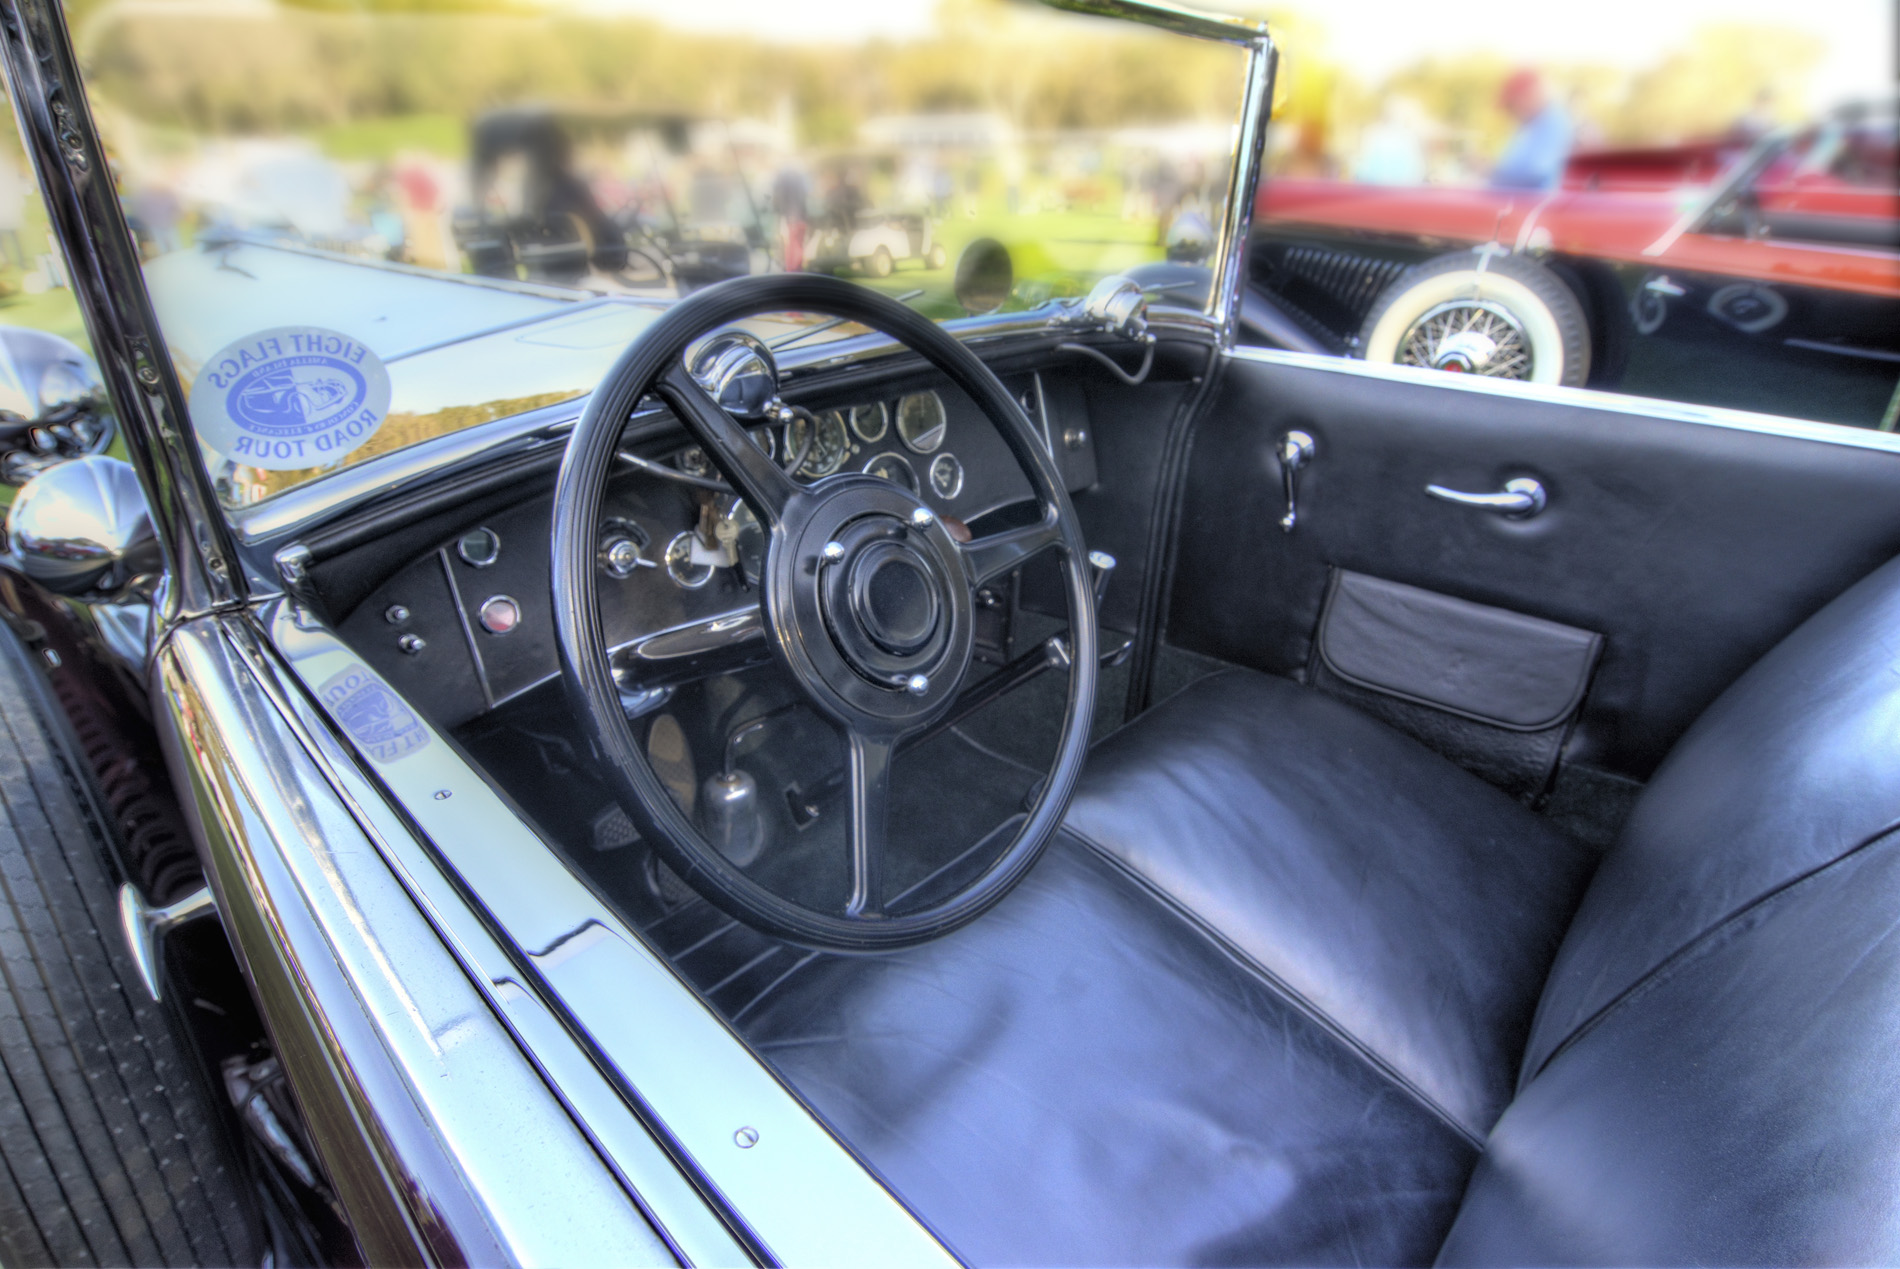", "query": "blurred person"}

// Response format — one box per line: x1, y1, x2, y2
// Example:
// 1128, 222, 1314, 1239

363, 163, 405, 260
1152, 157, 1182, 244
395, 157, 447, 269
1490, 69, 1572, 190
771, 161, 808, 271
1279, 120, 1339, 180
1568, 88, 1605, 151
0, 157, 28, 268
1729, 88, 1778, 143
129, 173, 182, 256
822, 165, 867, 233
1352, 96, 1428, 185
